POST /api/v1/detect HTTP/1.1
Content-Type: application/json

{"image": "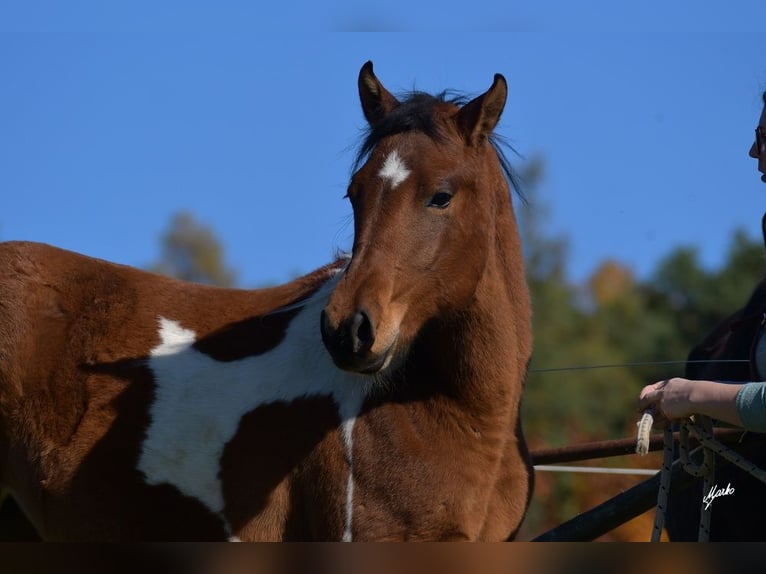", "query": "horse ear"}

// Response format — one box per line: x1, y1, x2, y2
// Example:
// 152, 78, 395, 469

455, 73, 507, 146
358, 61, 399, 125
